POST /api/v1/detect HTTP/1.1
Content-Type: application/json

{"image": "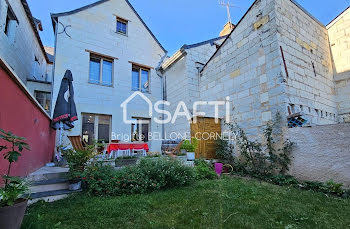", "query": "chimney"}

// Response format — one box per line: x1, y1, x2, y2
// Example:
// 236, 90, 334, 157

220, 22, 235, 36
